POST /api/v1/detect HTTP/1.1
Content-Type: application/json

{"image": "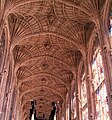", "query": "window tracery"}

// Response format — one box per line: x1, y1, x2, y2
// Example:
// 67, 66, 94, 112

92, 41, 110, 120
